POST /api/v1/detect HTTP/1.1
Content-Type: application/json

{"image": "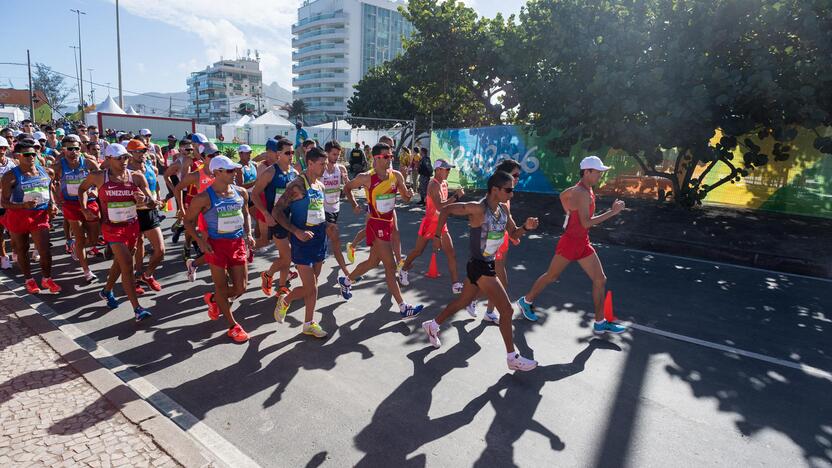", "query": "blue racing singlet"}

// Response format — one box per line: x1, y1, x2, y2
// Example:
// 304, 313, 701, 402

241, 161, 257, 185
11, 166, 51, 210
60, 157, 92, 202
265, 164, 297, 212
204, 186, 245, 239
143, 159, 158, 193
288, 175, 327, 265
